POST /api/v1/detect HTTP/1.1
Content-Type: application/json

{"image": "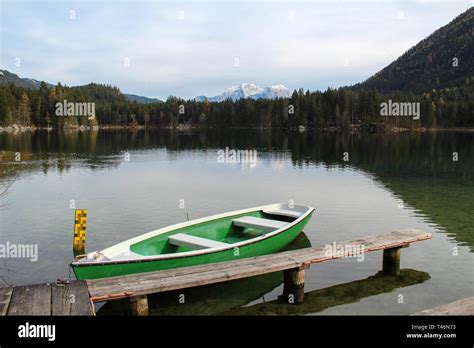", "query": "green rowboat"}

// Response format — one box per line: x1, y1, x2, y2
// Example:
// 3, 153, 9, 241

71, 203, 315, 280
